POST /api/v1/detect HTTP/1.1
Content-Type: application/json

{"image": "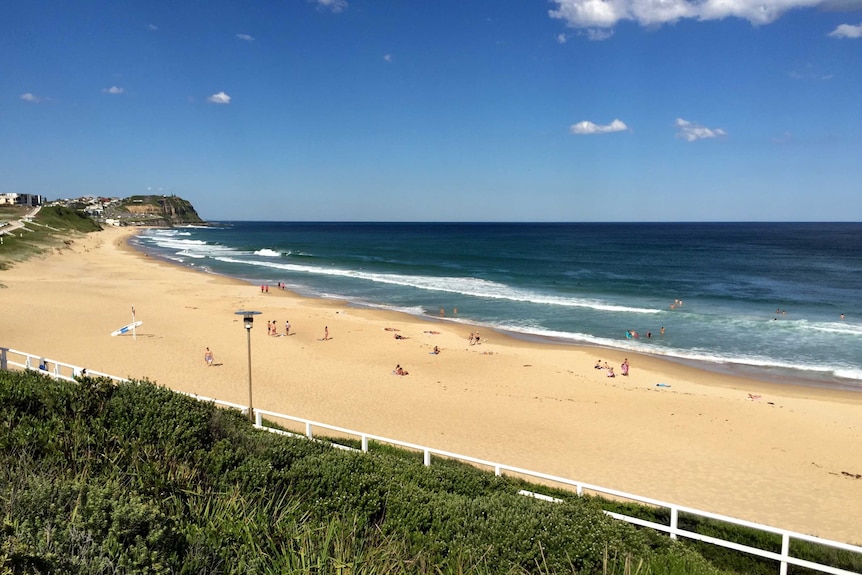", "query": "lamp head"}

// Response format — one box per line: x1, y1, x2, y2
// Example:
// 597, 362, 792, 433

235, 310, 261, 330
